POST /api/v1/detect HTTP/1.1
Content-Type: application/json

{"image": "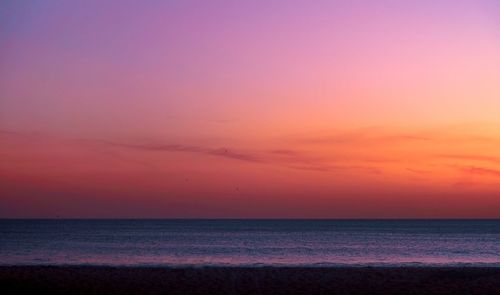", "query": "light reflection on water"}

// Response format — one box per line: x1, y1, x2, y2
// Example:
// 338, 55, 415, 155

1, 220, 500, 267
